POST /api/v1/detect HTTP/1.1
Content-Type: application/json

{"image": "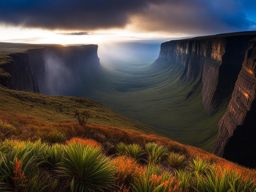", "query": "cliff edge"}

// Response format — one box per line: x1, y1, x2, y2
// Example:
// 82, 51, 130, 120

215, 39, 256, 167
0, 44, 100, 95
